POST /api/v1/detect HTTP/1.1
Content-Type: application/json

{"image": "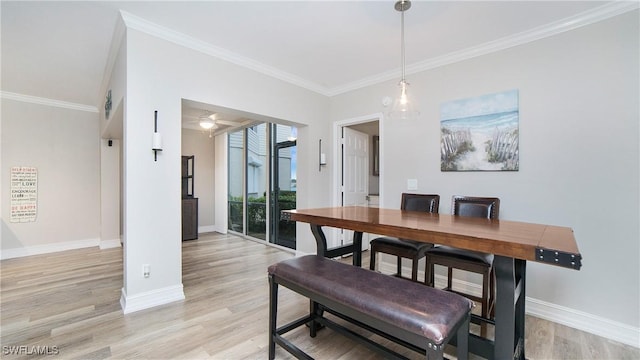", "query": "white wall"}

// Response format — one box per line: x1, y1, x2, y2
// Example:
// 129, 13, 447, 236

100, 30, 126, 250
119, 25, 331, 311
1, 99, 101, 258
329, 11, 639, 340
181, 128, 215, 232
100, 137, 121, 248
